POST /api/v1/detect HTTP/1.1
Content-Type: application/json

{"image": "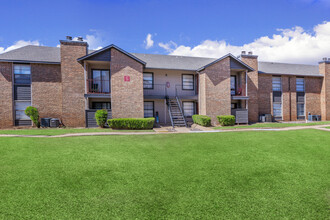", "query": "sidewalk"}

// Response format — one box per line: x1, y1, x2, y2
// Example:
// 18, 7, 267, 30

0, 124, 328, 138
